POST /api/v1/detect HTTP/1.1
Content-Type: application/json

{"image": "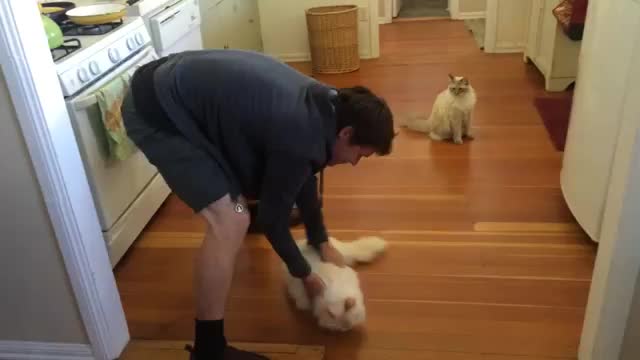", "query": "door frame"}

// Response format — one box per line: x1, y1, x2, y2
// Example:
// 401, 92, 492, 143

0, 1, 128, 359
379, 0, 393, 24
449, 0, 460, 19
